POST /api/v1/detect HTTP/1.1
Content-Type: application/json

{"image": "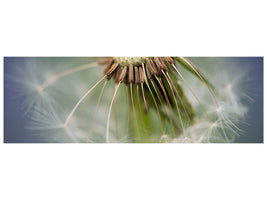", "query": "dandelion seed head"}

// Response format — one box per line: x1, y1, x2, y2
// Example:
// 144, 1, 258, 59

211, 122, 217, 128
216, 106, 222, 113
35, 85, 44, 94
10, 57, 253, 143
